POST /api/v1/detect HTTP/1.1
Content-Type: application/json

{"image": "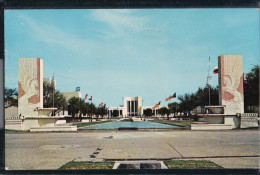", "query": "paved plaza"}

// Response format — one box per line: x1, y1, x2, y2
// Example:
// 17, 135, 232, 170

5, 129, 260, 170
